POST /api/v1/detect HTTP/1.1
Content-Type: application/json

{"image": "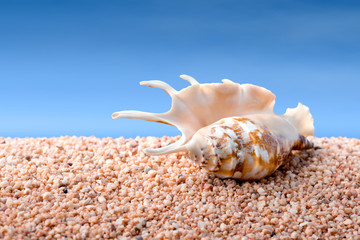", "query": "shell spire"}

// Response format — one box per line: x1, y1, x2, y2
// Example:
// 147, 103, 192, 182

112, 74, 314, 180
